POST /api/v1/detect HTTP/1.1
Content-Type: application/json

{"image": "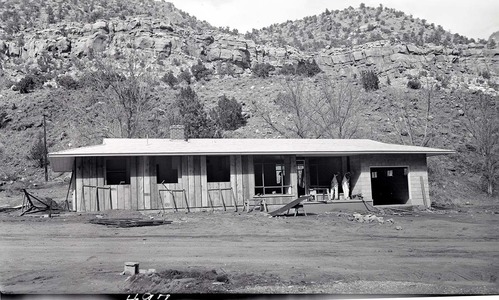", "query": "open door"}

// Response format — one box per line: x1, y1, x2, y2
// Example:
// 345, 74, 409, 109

371, 167, 409, 205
